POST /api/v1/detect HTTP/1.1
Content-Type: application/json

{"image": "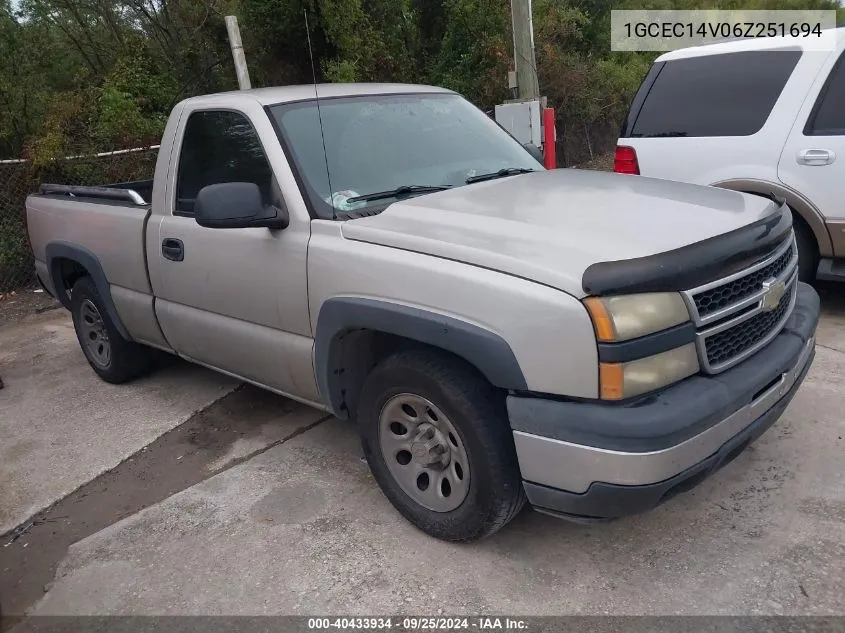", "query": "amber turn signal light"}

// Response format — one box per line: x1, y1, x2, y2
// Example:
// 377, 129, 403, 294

583, 297, 615, 342
599, 362, 624, 400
